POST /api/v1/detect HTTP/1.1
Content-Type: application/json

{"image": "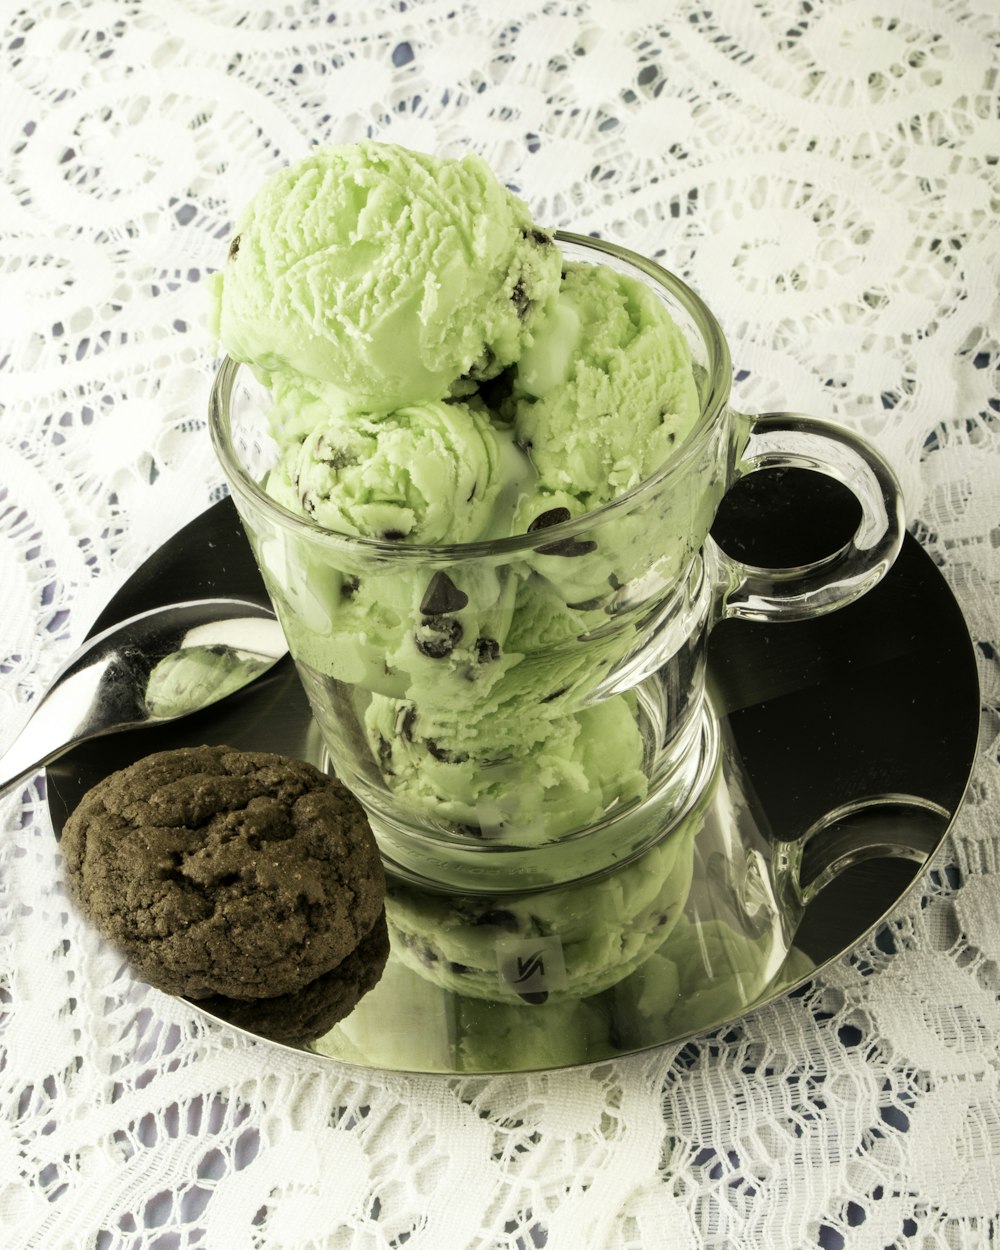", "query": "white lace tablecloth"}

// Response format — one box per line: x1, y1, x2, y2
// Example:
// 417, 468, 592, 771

2, 3, 998, 1246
